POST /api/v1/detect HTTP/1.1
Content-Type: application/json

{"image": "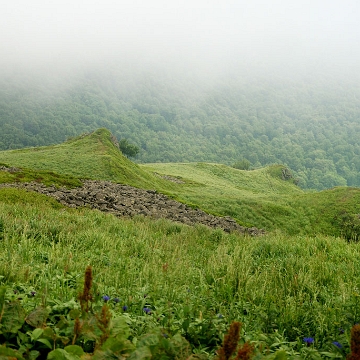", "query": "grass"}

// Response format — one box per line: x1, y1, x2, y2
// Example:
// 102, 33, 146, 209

0, 189, 359, 357
0, 129, 174, 190
0, 165, 82, 188
143, 162, 360, 236
2, 129, 360, 236
0, 130, 360, 357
